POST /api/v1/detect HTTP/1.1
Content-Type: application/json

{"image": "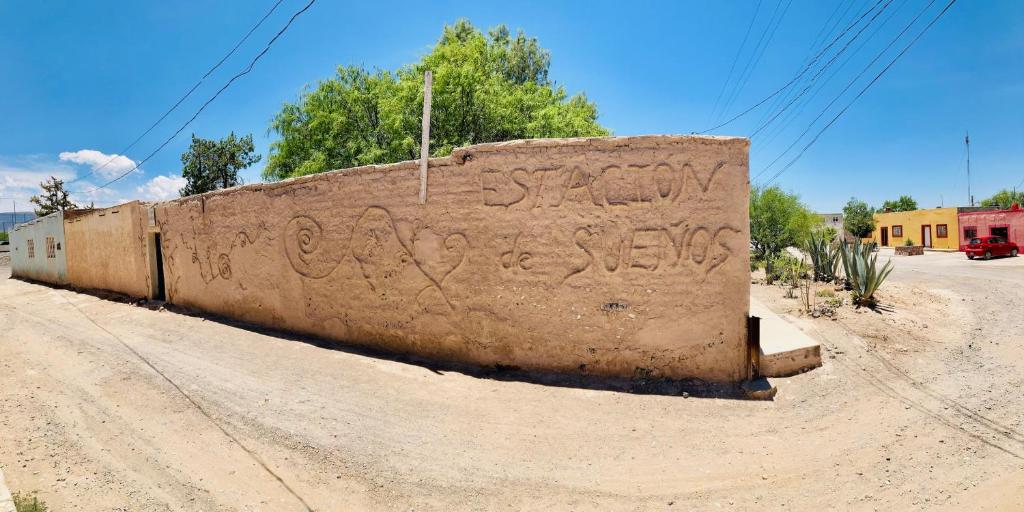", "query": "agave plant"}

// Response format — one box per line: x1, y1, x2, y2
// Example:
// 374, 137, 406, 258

805, 229, 840, 283
839, 239, 894, 307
